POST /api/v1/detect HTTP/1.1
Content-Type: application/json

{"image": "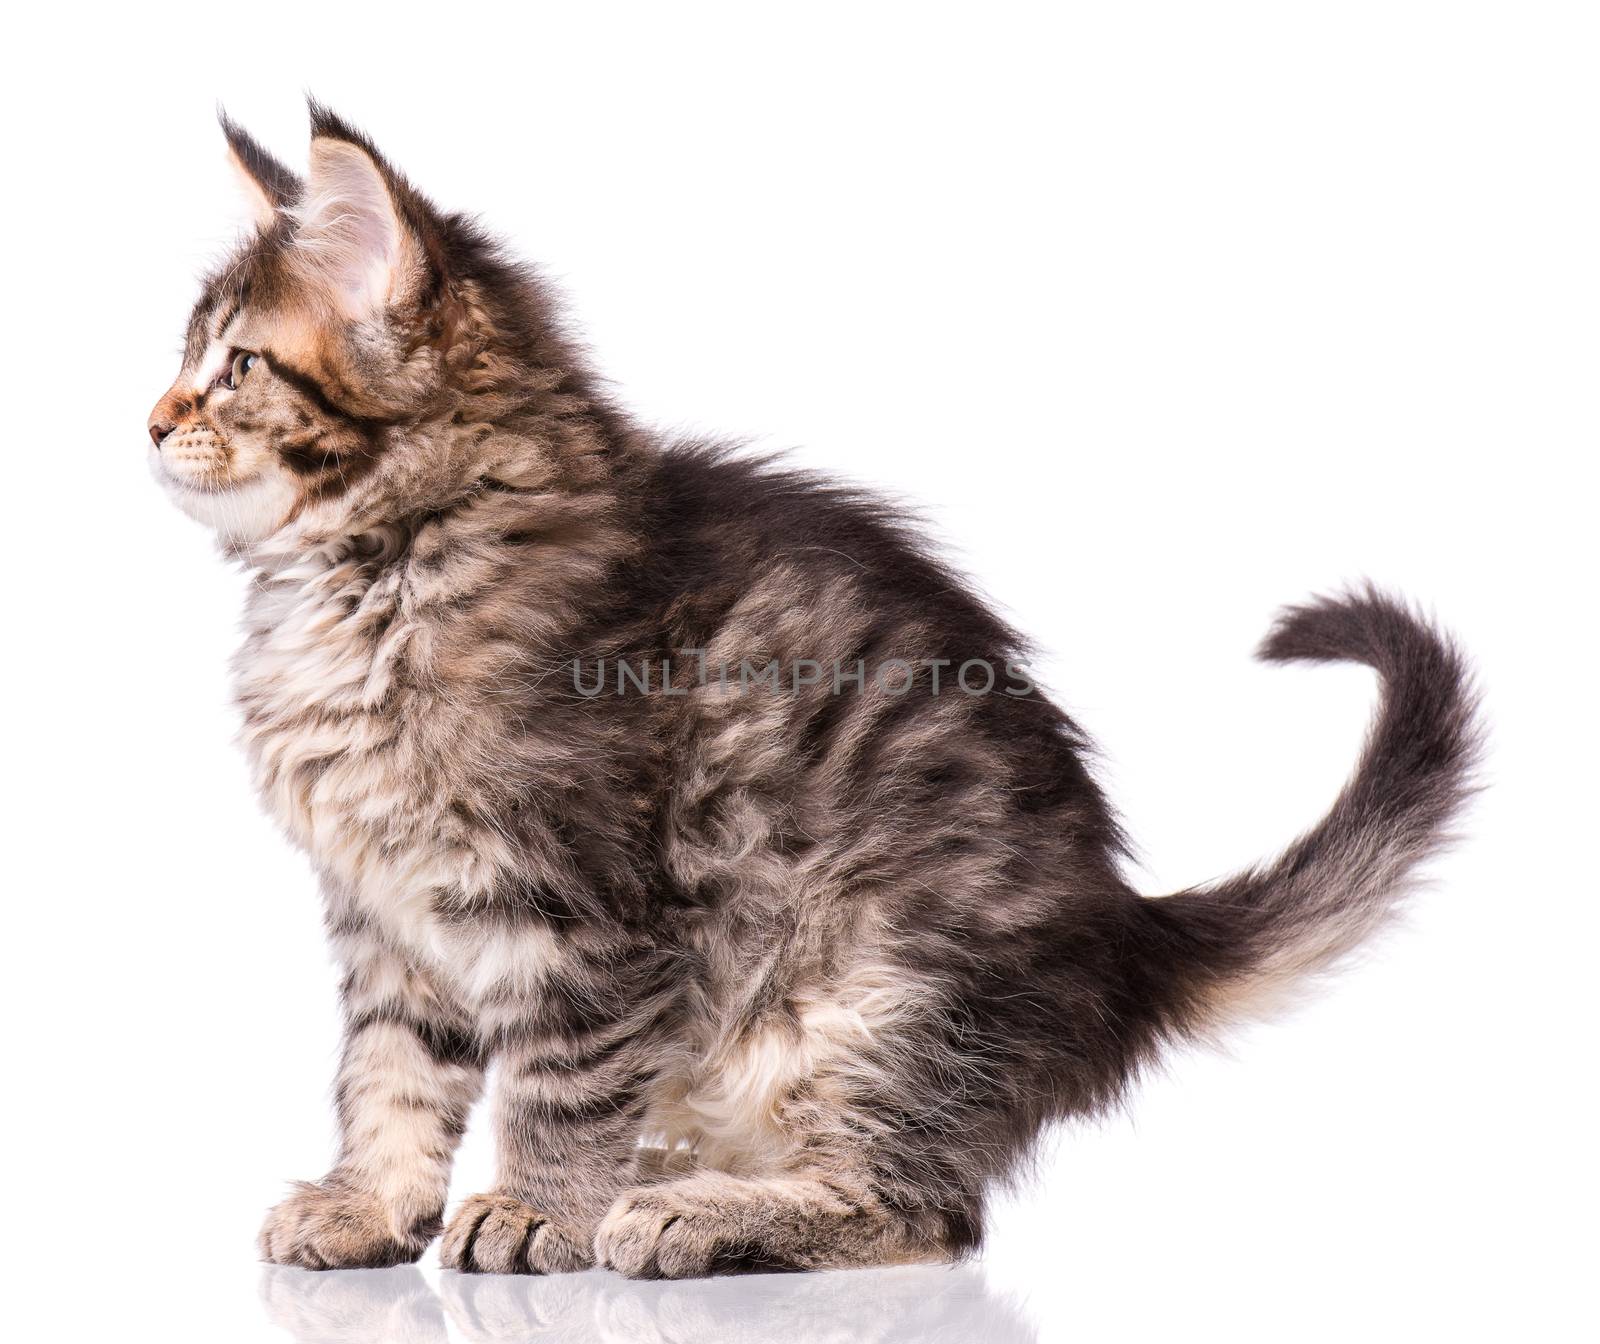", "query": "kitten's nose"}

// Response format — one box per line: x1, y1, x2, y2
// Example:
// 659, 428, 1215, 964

148, 388, 188, 449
